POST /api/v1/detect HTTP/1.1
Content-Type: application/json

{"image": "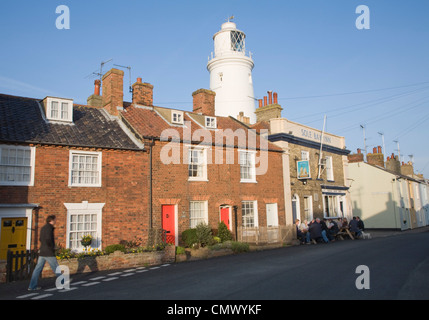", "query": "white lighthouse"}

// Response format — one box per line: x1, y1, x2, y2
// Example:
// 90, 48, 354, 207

207, 20, 256, 124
